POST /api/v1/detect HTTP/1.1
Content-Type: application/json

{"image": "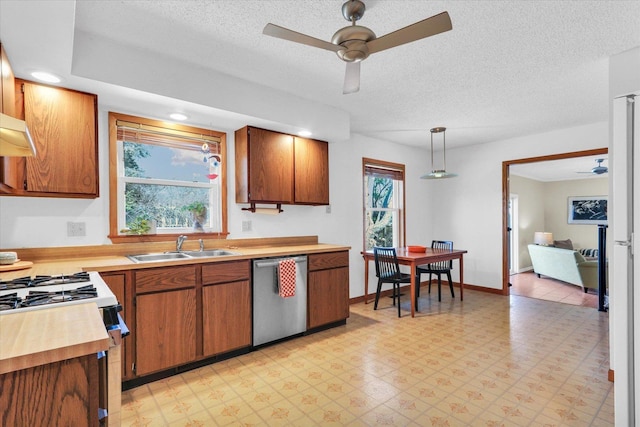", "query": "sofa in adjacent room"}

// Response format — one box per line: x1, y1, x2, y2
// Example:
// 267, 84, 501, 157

527, 244, 605, 292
